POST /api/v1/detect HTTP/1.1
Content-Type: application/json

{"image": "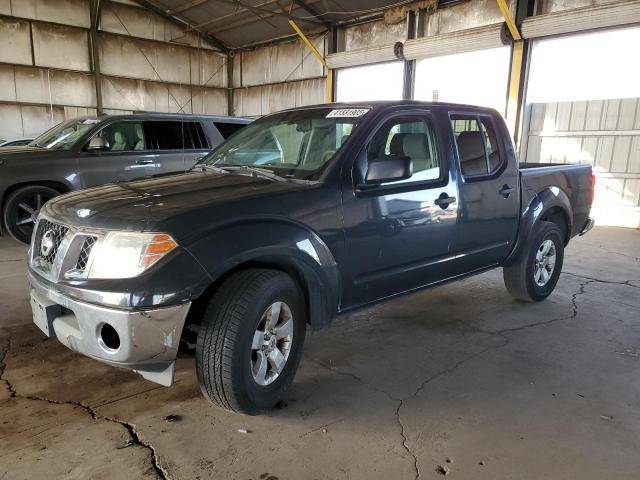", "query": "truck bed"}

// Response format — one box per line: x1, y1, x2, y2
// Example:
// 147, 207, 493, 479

518, 162, 593, 238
